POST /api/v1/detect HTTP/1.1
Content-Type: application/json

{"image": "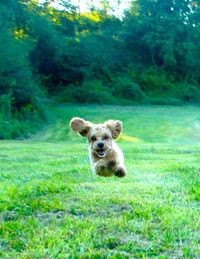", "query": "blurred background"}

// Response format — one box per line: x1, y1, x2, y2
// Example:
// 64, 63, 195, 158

0, 0, 200, 139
